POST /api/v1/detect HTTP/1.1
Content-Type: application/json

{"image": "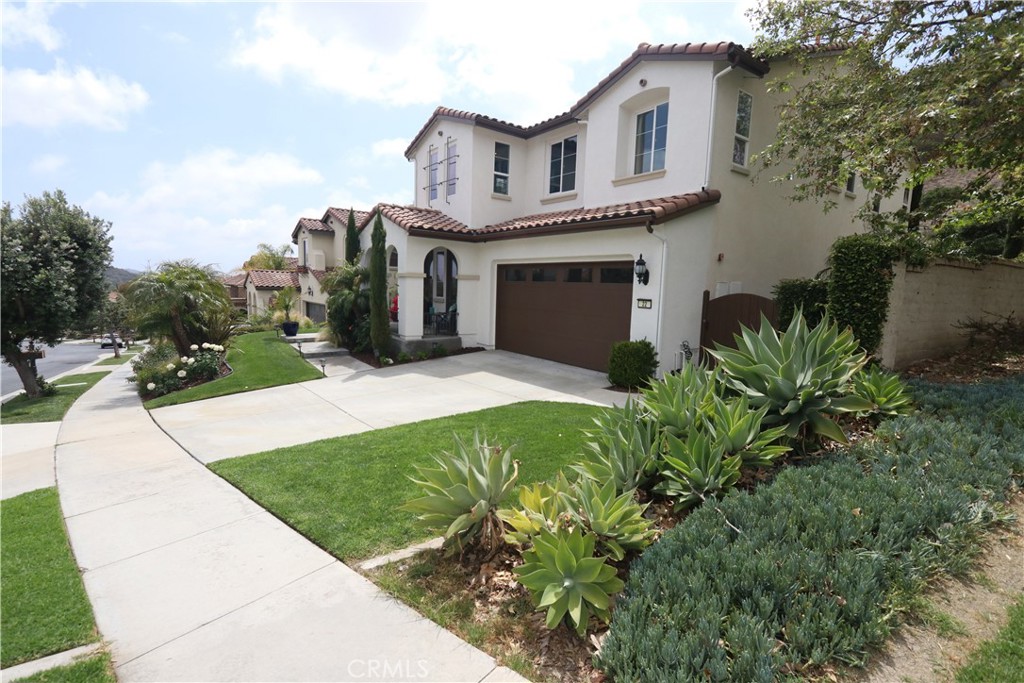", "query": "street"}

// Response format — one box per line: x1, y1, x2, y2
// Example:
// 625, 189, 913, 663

1, 341, 110, 396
